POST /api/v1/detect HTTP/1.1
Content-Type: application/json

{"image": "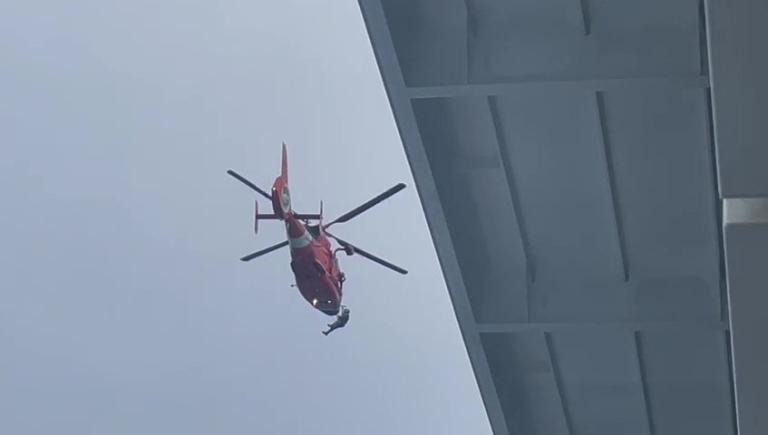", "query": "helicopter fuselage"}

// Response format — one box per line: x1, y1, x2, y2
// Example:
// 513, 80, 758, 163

271, 164, 344, 316
284, 214, 344, 316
